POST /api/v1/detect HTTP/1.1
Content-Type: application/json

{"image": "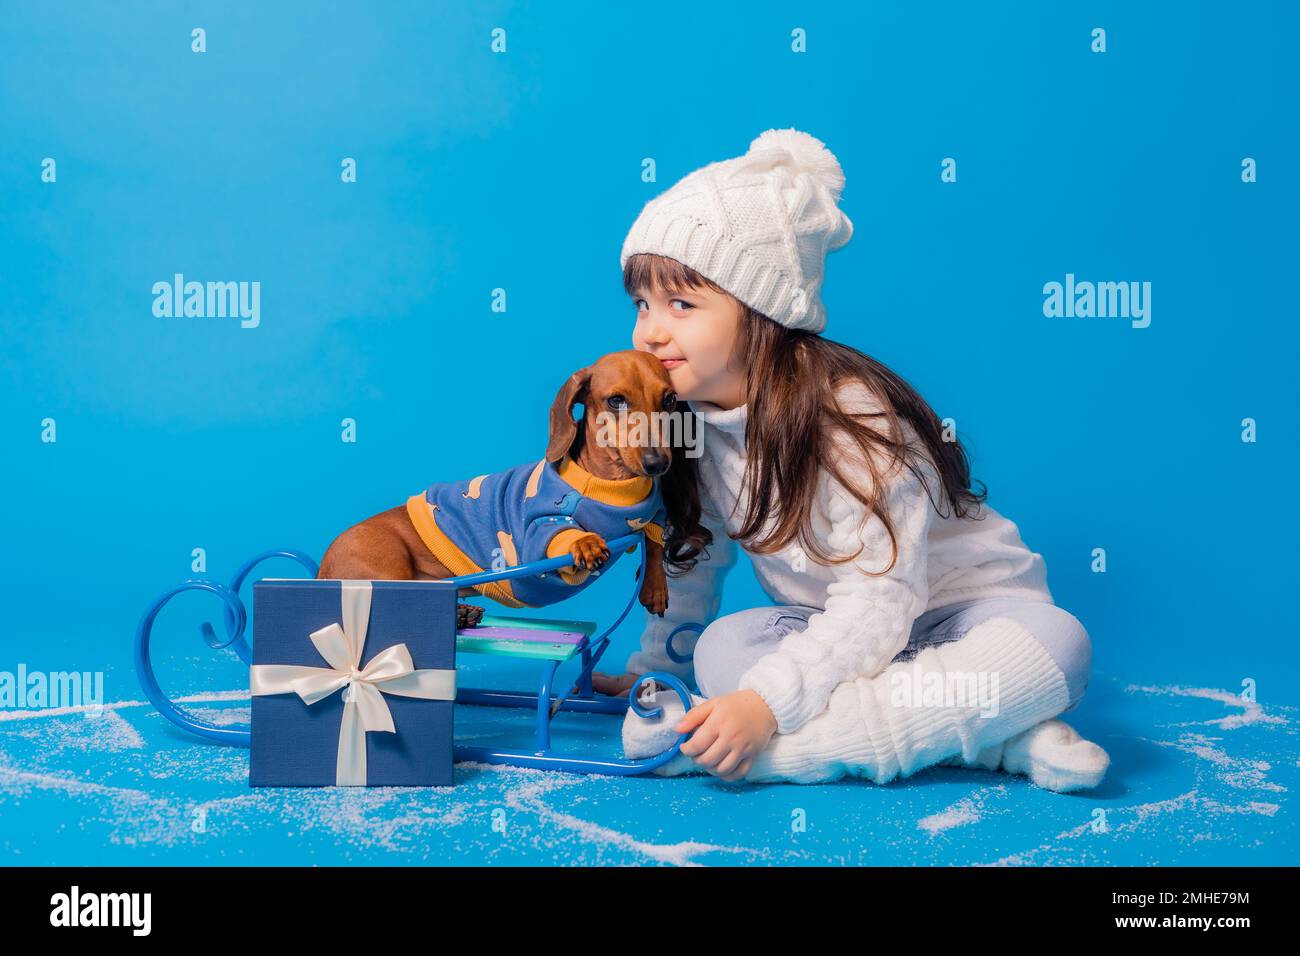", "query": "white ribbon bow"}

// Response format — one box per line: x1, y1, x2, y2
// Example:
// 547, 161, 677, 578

250, 580, 456, 786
